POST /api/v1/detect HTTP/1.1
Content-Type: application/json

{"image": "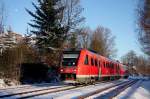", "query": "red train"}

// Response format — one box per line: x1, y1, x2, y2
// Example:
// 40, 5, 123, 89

60, 49, 128, 84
